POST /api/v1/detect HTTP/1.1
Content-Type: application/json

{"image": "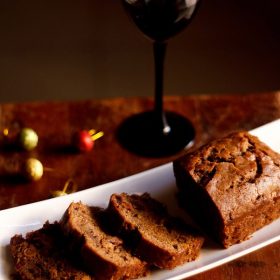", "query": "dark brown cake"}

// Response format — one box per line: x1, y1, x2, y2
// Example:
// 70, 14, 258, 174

173, 131, 280, 248
10, 222, 92, 280
107, 193, 204, 269
60, 202, 148, 280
